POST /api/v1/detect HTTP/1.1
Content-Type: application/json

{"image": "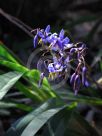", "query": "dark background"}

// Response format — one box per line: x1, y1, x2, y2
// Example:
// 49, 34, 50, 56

0, 0, 102, 64
0, 0, 102, 40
